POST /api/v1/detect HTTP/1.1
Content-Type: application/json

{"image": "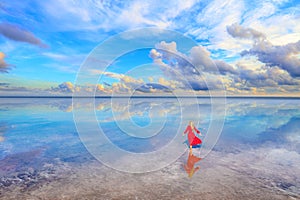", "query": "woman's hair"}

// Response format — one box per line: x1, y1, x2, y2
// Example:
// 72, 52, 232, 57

189, 121, 194, 128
